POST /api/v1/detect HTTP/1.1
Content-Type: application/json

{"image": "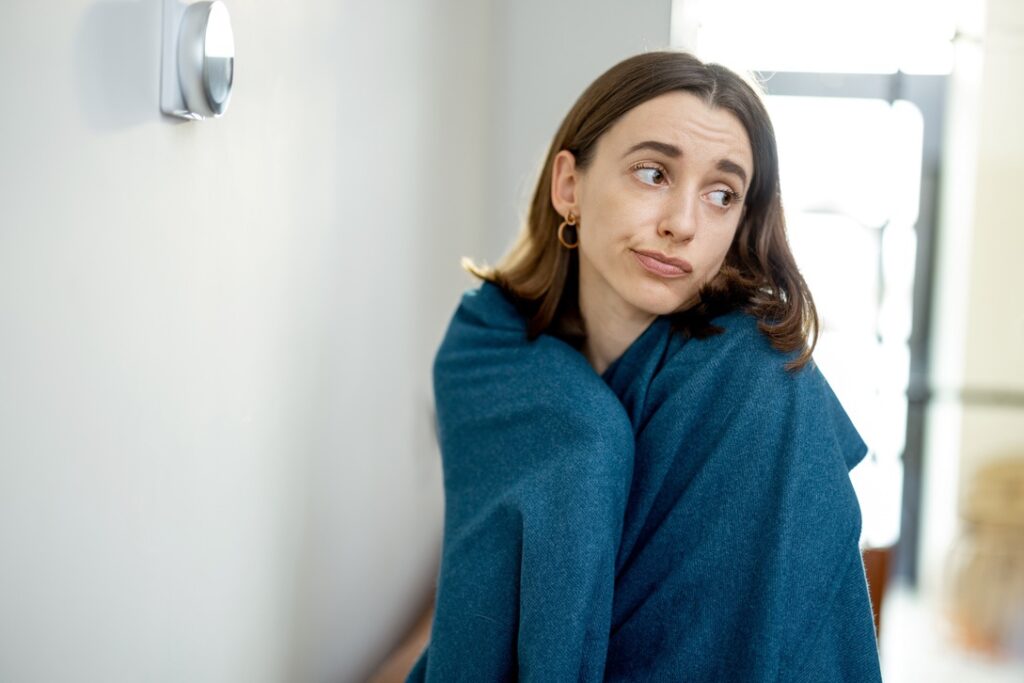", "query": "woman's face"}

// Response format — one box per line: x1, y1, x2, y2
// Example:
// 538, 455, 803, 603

552, 90, 754, 325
